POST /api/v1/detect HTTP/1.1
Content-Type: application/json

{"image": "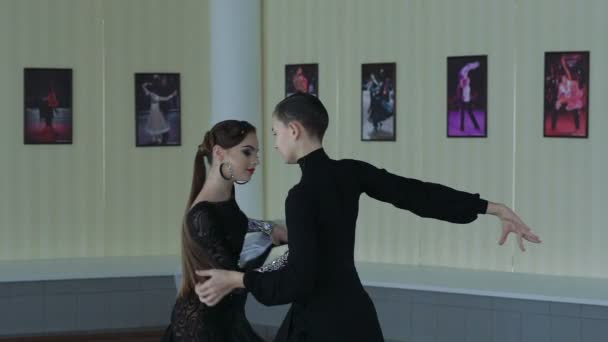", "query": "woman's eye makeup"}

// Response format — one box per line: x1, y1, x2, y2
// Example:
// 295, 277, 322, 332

240, 145, 259, 158
242, 148, 259, 157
